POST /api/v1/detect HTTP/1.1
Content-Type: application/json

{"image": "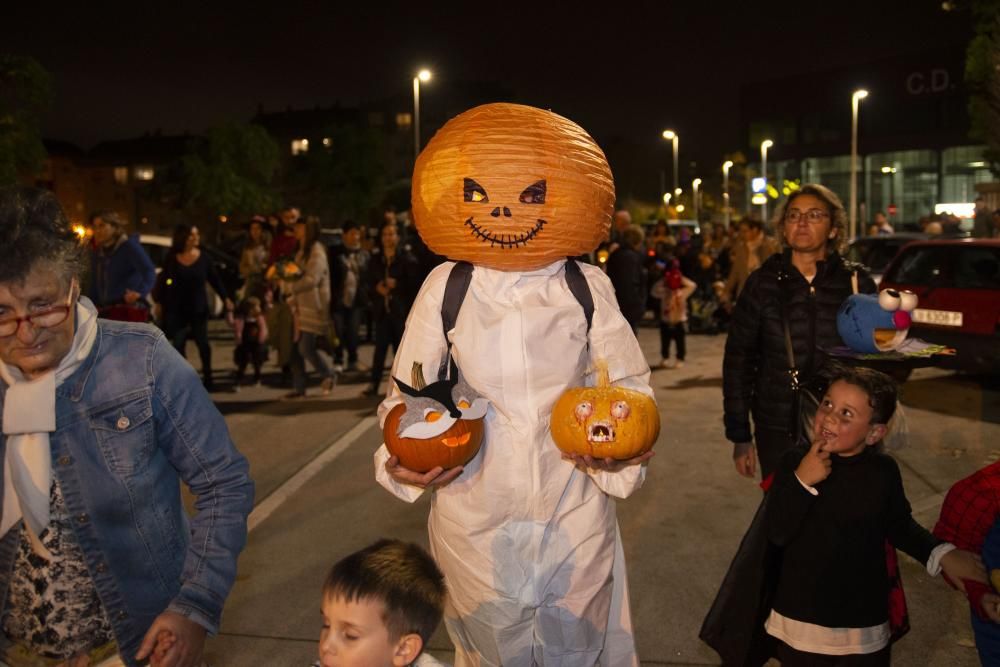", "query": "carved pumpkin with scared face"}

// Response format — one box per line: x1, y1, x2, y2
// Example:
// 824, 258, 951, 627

550, 361, 660, 460
383, 360, 488, 473
412, 103, 615, 272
